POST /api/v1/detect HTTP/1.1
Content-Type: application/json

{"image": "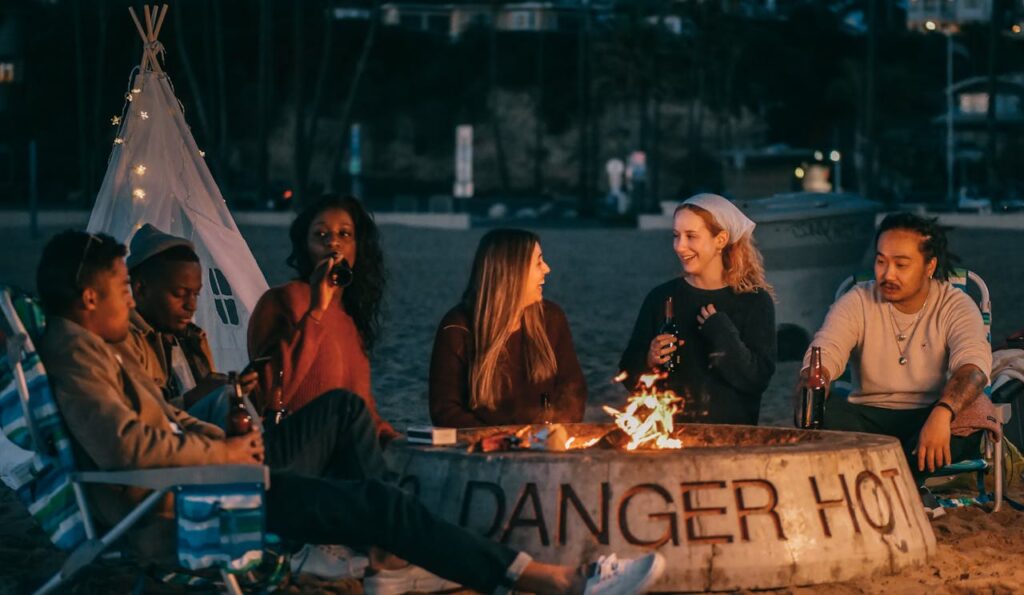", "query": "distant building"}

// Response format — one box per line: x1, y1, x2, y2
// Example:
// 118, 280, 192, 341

719, 145, 820, 200
944, 74, 1024, 126
933, 73, 1024, 192
369, 1, 609, 38
906, 0, 991, 33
